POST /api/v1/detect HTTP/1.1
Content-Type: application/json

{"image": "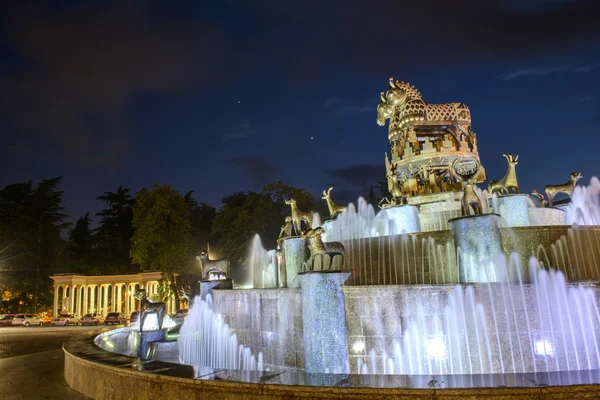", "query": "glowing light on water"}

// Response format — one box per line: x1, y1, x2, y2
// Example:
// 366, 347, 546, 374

535, 339, 554, 357
426, 336, 447, 360
352, 341, 365, 353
